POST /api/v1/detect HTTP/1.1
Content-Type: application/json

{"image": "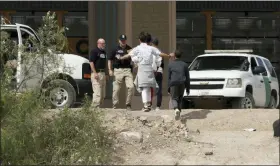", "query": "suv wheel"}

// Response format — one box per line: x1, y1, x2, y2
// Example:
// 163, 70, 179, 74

268, 95, 277, 109
232, 92, 255, 109
45, 79, 76, 109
